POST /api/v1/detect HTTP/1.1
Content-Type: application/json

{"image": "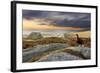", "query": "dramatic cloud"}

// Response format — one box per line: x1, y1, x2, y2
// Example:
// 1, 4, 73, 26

23, 10, 91, 30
